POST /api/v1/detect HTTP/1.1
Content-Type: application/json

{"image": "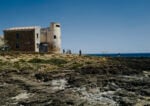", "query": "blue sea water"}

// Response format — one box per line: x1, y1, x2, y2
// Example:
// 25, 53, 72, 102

87, 53, 150, 58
